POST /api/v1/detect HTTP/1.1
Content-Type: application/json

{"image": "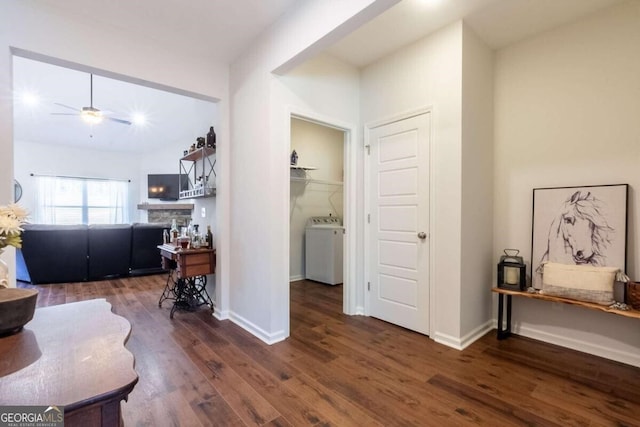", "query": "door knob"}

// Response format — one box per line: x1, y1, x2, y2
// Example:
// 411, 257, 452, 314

418, 232, 427, 240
